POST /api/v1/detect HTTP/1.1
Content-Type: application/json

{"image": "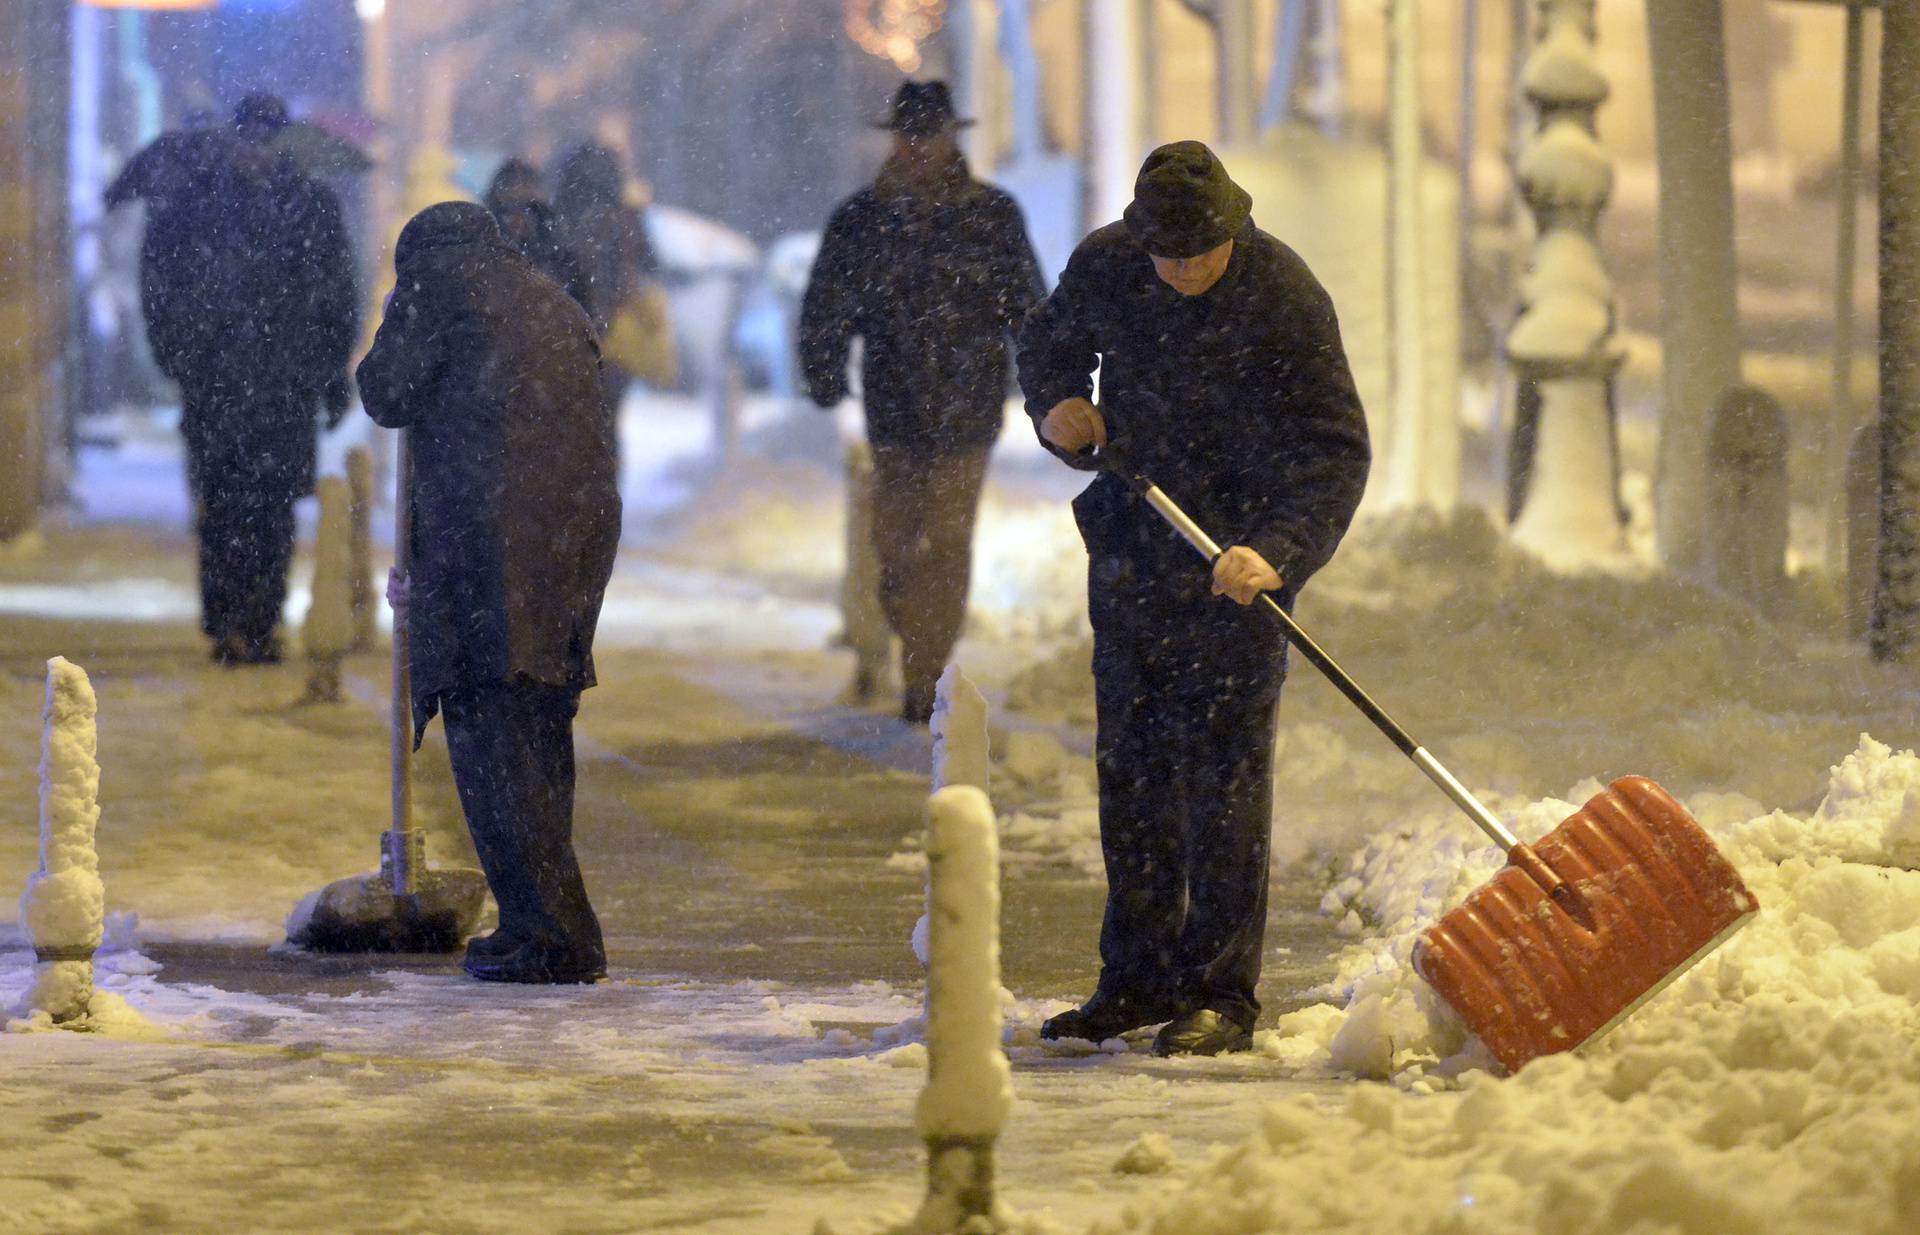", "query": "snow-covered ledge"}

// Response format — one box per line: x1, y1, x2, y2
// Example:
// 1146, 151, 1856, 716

19, 657, 105, 1026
